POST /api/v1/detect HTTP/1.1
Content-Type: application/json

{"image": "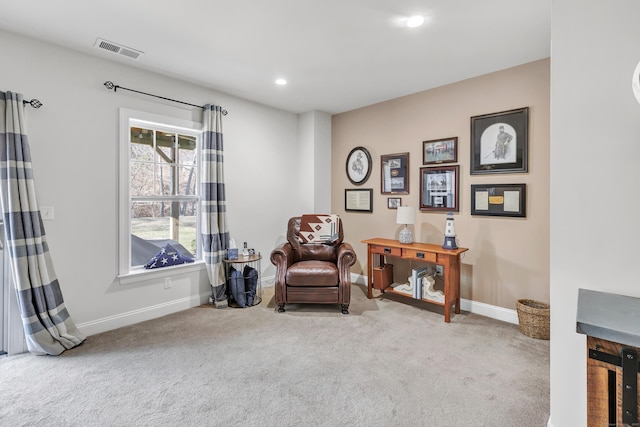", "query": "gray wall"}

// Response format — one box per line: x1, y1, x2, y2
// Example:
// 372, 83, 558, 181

550, 1, 640, 425
0, 29, 327, 335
